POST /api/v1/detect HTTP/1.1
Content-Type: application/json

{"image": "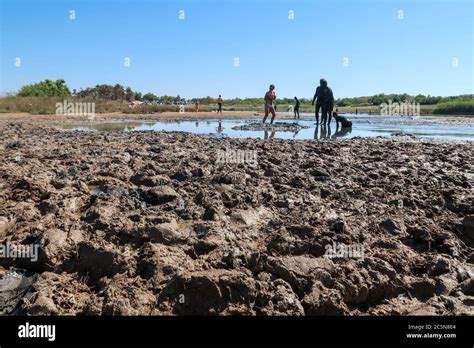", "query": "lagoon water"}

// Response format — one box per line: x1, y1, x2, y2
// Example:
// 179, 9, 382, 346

59, 114, 474, 141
